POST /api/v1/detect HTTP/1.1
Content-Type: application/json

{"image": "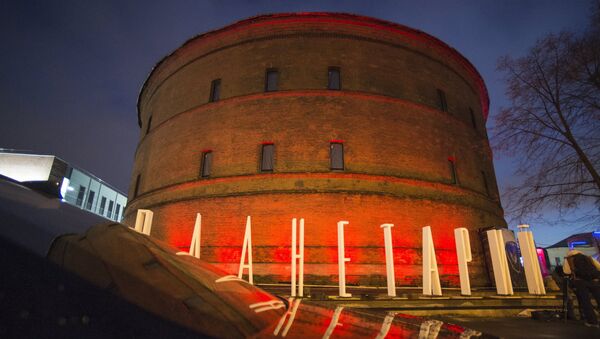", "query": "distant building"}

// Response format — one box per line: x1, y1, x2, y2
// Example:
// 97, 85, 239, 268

545, 231, 600, 267
0, 150, 127, 221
